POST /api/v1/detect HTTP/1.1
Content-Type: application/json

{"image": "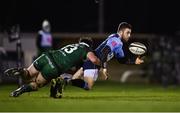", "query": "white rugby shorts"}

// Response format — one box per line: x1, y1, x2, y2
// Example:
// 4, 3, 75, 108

84, 69, 99, 81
